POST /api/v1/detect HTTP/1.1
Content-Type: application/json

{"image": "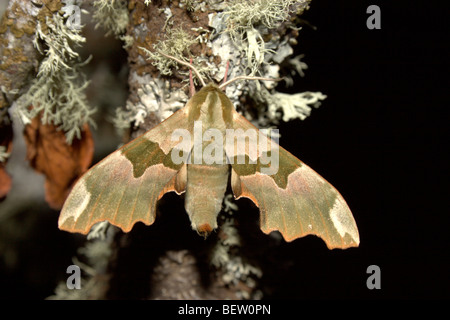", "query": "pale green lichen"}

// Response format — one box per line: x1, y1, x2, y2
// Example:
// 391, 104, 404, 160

221, 0, 309, 75
87, 221, 110, 240
255, 86, 326, 122
92, 0, 131, 48
288, 54, 308, 77
180, 0, 195, 12
48, 228, 115, 300
92, 0, 129, 36
223, 193, 239, 214
33, 16, 85, 76
128, 0, 319, 134
282, 54, 308, 86
243, 27, 274, 75
61, 0, 87, 31
140, 27, 195, 75
49, 279, 90, 300
207, 0, 322, 126
0, 146, 10, 163
180, 0, 203, 12
210, 196, 262, 299
224, 0, 306, 32
123, 25, 203, 130
78, 239, 112, 272
113, 75, 188, 132
140, 26, 213, 85
191, 26, 210, 44
16, 11, 95, 144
